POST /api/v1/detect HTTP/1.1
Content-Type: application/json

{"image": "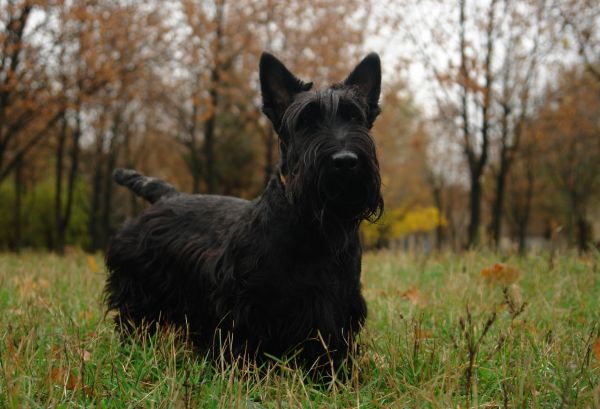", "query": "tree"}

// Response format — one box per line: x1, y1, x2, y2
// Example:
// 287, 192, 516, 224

170, 0, 372, 195
505, 126, 538, 254
79, 0, 170, 251
397, 0, 503, 247
488, 0, 547, 248
558, 0, 600, 82
537, 67, 600, 251
0, 1, 59, 184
